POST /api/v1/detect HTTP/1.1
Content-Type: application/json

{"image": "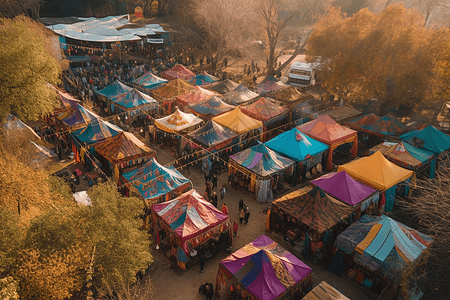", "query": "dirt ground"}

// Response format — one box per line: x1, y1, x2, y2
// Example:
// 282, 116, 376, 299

146, 146, 378, 300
